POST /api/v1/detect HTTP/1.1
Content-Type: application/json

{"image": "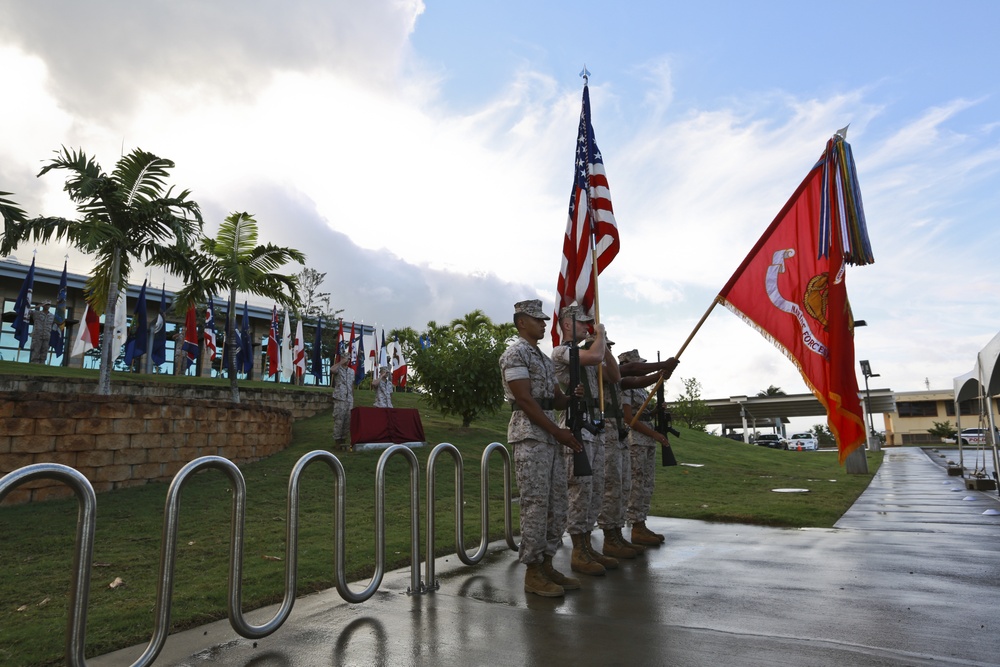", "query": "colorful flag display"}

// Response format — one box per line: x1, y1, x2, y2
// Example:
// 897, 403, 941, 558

182, 304, 199, 371
70, 301, 101, 358
204, 297, 218, 361
293, 319, 305, 378
717, 132, 874, 463
390, 336, 407, 387
11, 256, 36, 349
267, 305, 280, 377
238, 301, 253, 374
123, 280, 148, 366
150, 283, 167, 367
281, 309, 293, 380
50, 259, 68, 357
310, 317, 324, 383
111, 289, 128, 361
354, 326, 365, 386
552, 83, 620, 346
